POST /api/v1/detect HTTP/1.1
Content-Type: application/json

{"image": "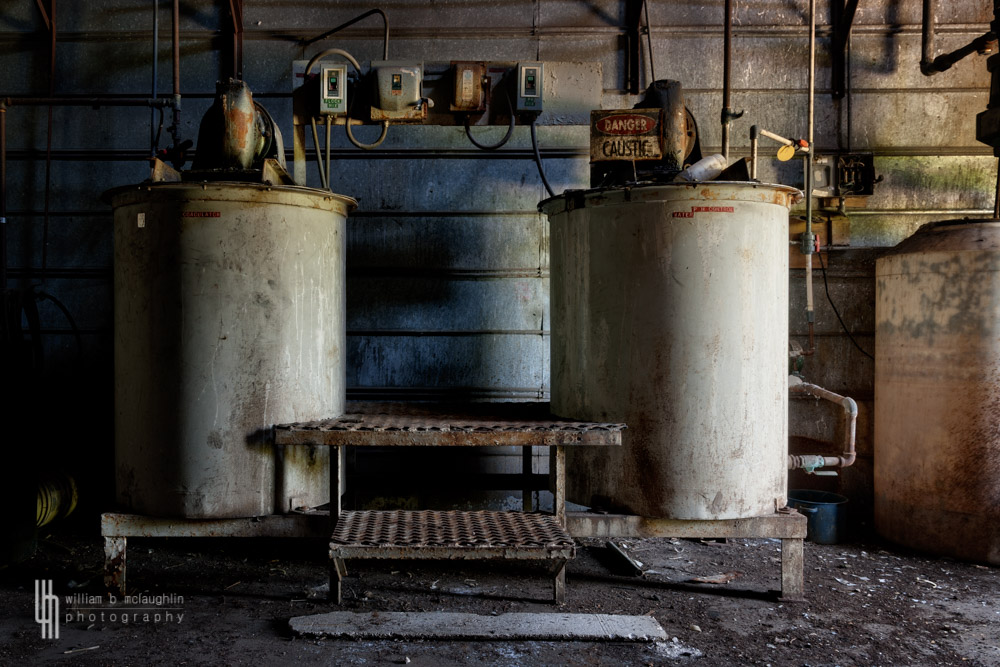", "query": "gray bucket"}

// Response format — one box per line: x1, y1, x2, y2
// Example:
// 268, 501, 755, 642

787, 490, 849, 544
